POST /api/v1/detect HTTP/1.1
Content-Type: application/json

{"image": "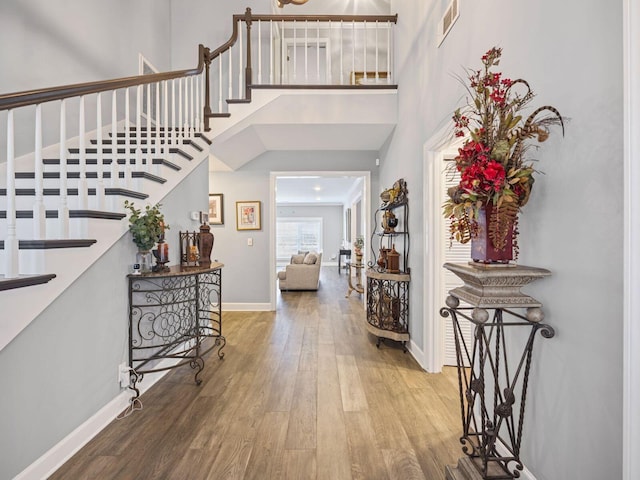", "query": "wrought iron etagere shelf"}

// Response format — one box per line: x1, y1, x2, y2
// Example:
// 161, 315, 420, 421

366, 179, 410, 350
